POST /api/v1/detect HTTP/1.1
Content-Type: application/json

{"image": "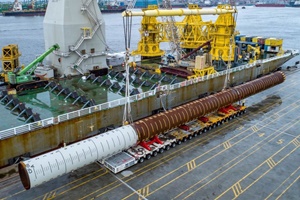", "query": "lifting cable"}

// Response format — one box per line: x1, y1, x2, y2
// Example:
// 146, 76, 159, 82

122, 11, 133, 125
123, 11, 133, 51
222, 1, 238, 91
